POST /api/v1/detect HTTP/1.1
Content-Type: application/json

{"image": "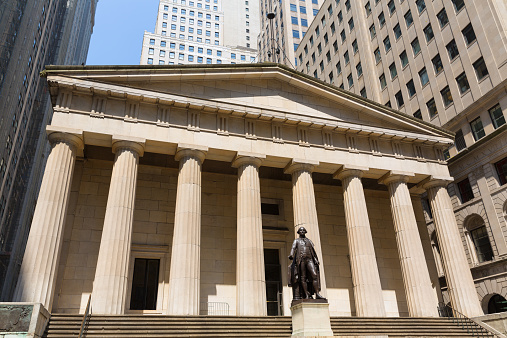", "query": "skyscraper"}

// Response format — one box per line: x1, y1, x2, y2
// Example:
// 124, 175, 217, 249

140, 0, 259, 65
295, 0, 507, 312
0, 0, 98, 300
257, 0, 324, 66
